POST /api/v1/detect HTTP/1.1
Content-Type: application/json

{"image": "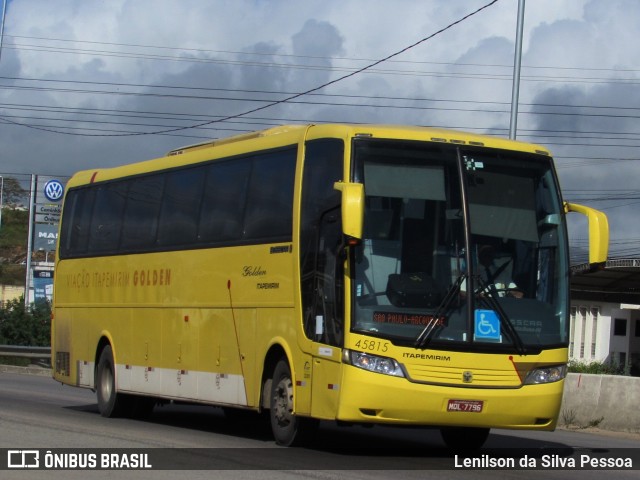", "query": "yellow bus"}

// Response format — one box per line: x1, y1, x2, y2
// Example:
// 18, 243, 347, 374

52, 124, 608, 448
